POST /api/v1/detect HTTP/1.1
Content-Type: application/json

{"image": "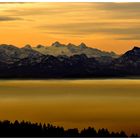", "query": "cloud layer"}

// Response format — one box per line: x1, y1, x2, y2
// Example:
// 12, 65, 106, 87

0, 16, 22, 21
1, 2, 140, 40
0, 2, 140, 53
